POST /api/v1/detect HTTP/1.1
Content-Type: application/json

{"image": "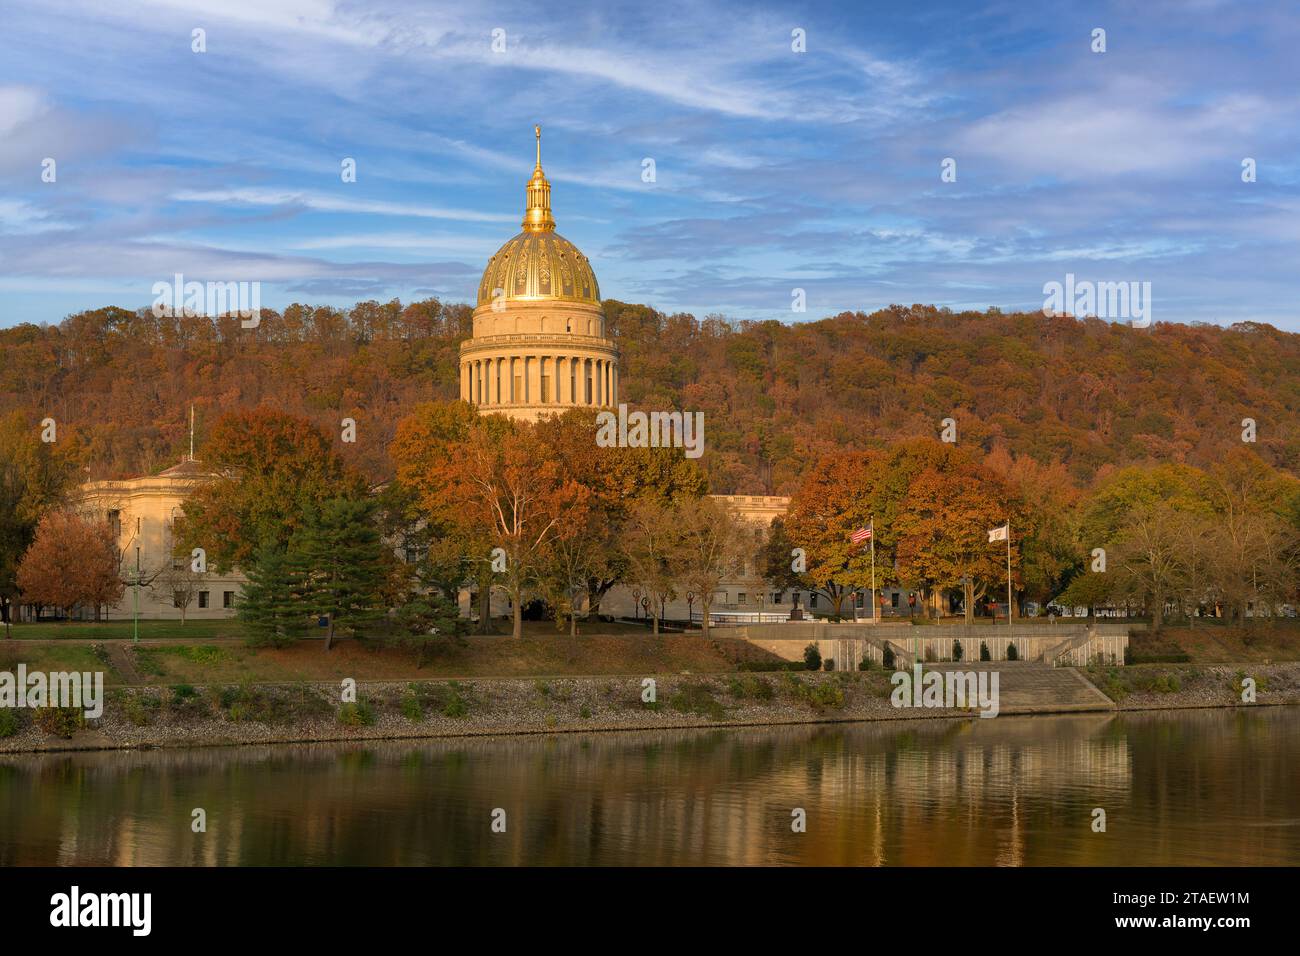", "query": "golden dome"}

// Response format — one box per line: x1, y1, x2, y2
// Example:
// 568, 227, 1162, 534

475, 126, 601, 307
